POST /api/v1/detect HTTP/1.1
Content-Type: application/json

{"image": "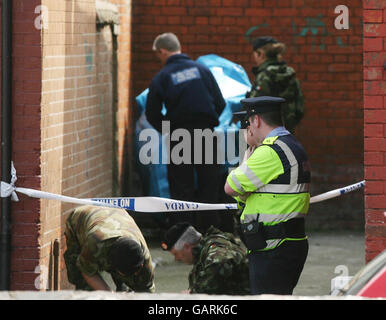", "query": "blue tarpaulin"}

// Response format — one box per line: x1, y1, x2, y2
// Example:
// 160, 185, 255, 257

135, 54, 251, 197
